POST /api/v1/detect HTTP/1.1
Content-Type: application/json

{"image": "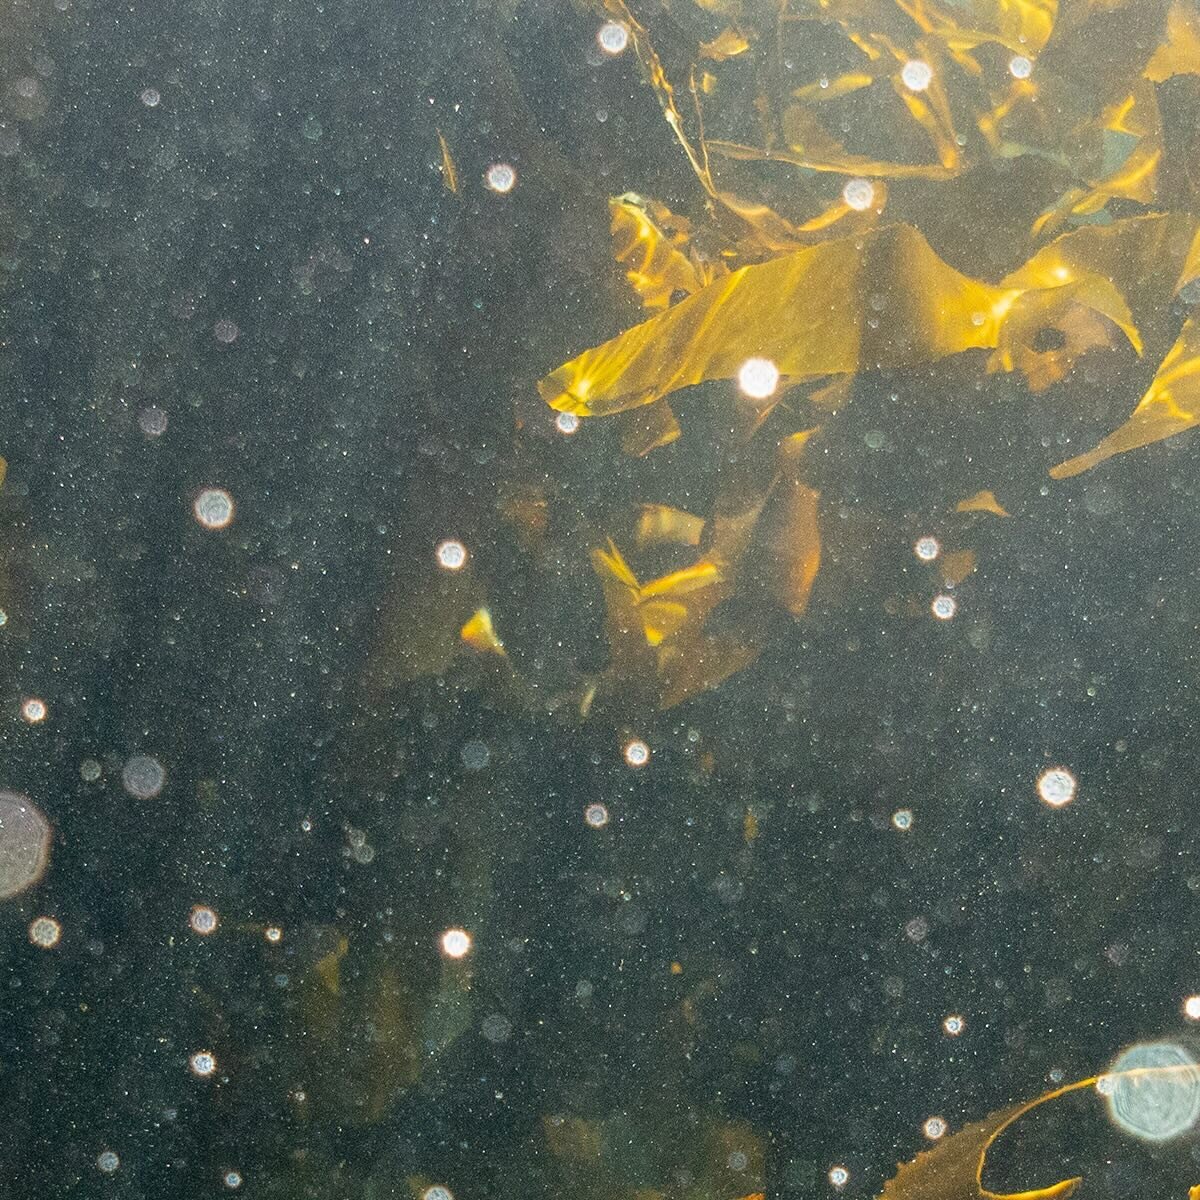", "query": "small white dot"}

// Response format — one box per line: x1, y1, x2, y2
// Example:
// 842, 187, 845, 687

737, 356, 779, 400
901, 60, 933, 91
